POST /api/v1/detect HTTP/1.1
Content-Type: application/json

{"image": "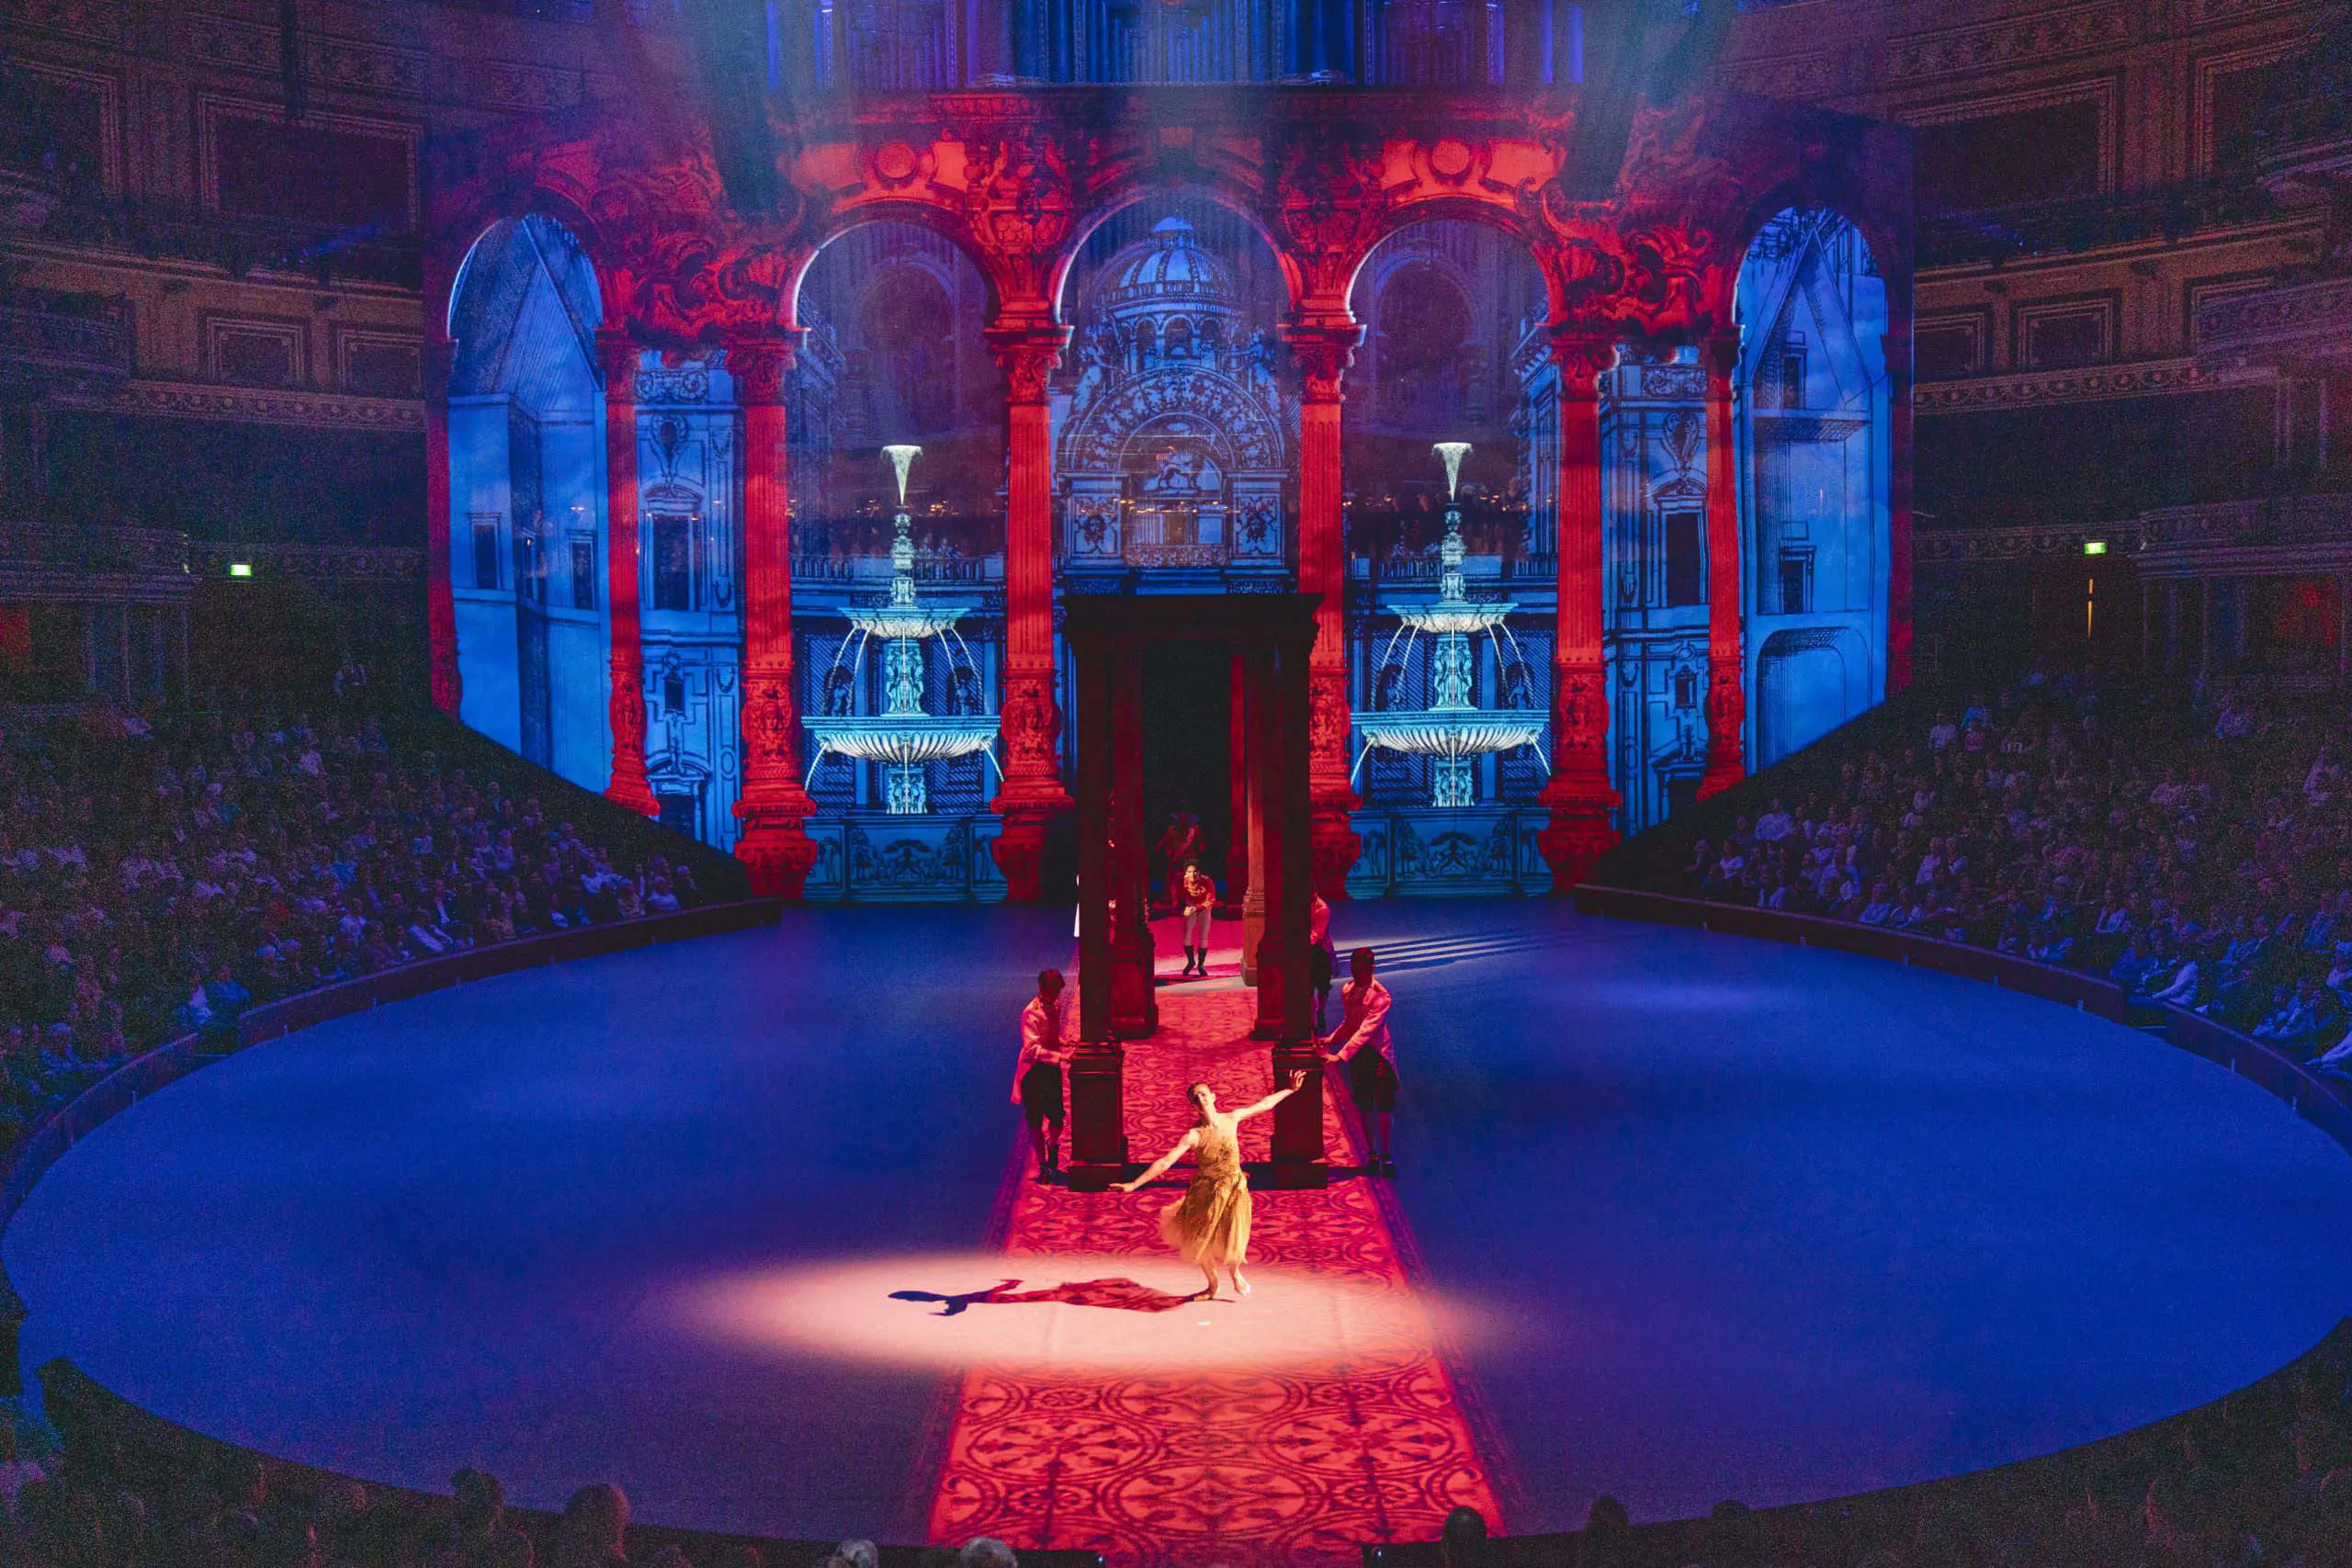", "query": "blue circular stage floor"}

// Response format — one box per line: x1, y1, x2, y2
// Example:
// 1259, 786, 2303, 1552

9, 902, 2352, 1541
